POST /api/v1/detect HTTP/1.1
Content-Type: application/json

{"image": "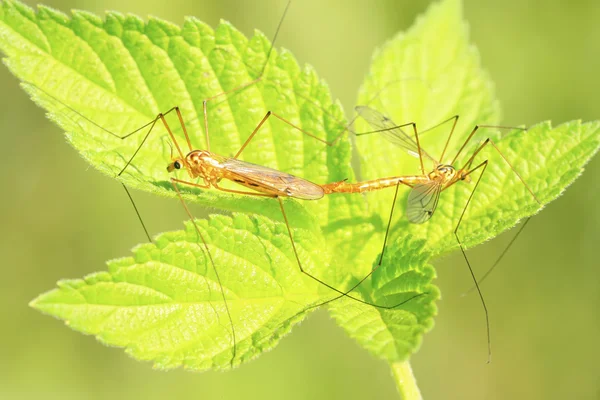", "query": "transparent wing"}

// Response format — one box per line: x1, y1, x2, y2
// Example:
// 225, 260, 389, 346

220, 157, 325, 200
355, 105, 436, 163
406, 181, 442, 224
